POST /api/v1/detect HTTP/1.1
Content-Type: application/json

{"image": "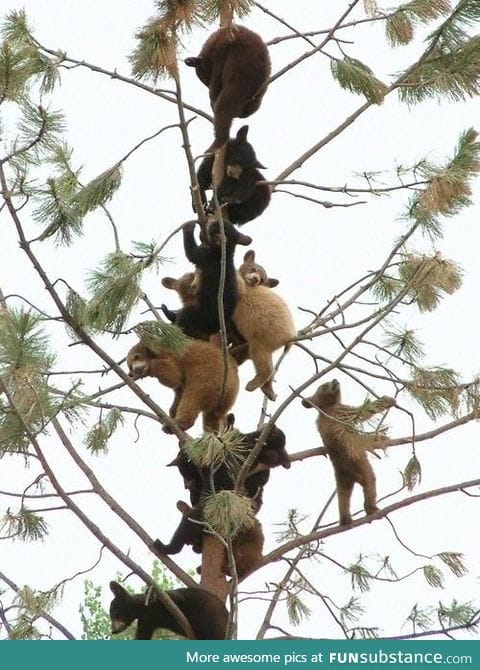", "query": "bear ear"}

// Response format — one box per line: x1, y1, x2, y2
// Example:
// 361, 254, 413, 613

254, 158, 267, 170
236, 125, 249, 141
266, 278, 279, 288
184, 56, 203, 67
237, 232, 253, 246
162, 277, 178, 289
177, 500, 191, 514
226, 412, 235, 428
110, 581, 127, 597
243, 250, 255, 263
167, 453, 182, 467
